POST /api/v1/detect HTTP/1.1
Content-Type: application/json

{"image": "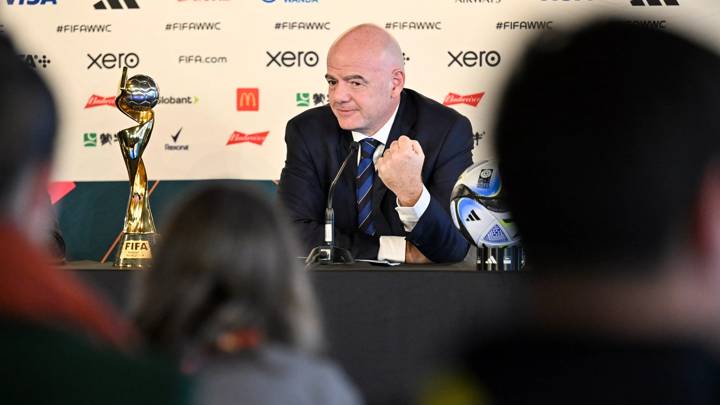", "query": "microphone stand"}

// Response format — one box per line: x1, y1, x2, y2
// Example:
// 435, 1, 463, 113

306, 142, 359, 265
